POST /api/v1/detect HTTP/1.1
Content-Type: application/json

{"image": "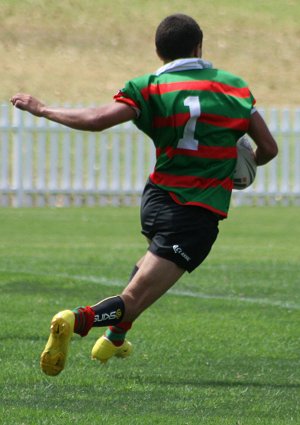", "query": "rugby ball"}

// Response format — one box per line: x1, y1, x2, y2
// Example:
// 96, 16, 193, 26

233, 136, 257, 190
